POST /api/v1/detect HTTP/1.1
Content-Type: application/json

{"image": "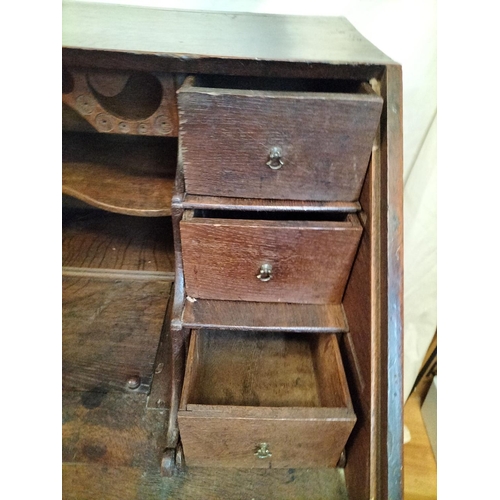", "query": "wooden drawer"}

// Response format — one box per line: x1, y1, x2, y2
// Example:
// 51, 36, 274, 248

180, 210, 362, 304
178, 75, 383, 202
178, 329, 356, 468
